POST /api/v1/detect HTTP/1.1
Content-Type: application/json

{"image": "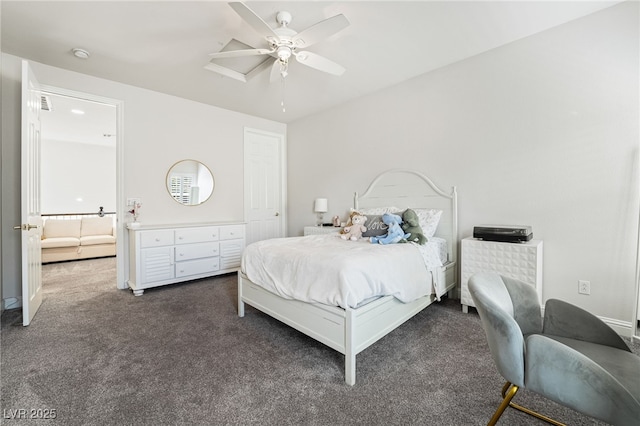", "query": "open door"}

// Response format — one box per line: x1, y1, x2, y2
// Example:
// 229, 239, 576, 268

18, 60, 43, 326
